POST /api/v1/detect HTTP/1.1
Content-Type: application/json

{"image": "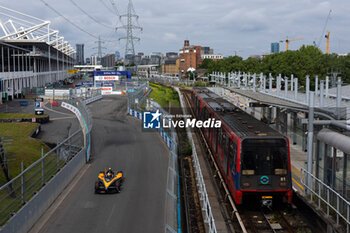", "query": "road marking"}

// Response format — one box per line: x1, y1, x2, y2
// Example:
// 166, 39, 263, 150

105, 203, 116, 226
50, 116, 76, 121
28, 163, 91, 233
292, 177, 304, 190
